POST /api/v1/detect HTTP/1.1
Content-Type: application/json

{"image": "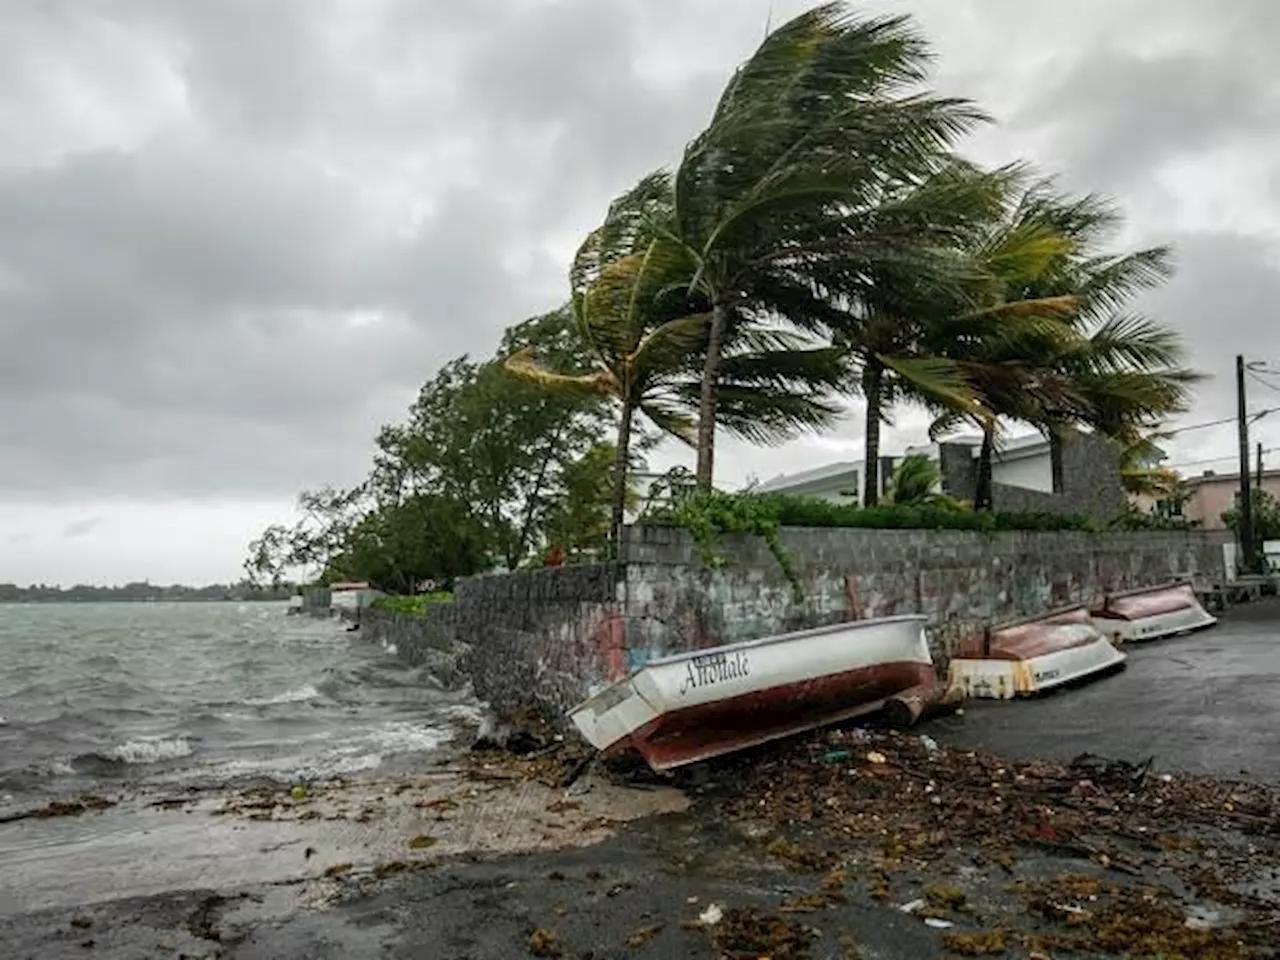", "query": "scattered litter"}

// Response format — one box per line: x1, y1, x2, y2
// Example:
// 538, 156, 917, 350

865, 751, 888, 765
699, 903, 724, 926
823, 749, 852, 763
924, 918, 954, 929
919, 735, 940, 753
898, 898, 927, 914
